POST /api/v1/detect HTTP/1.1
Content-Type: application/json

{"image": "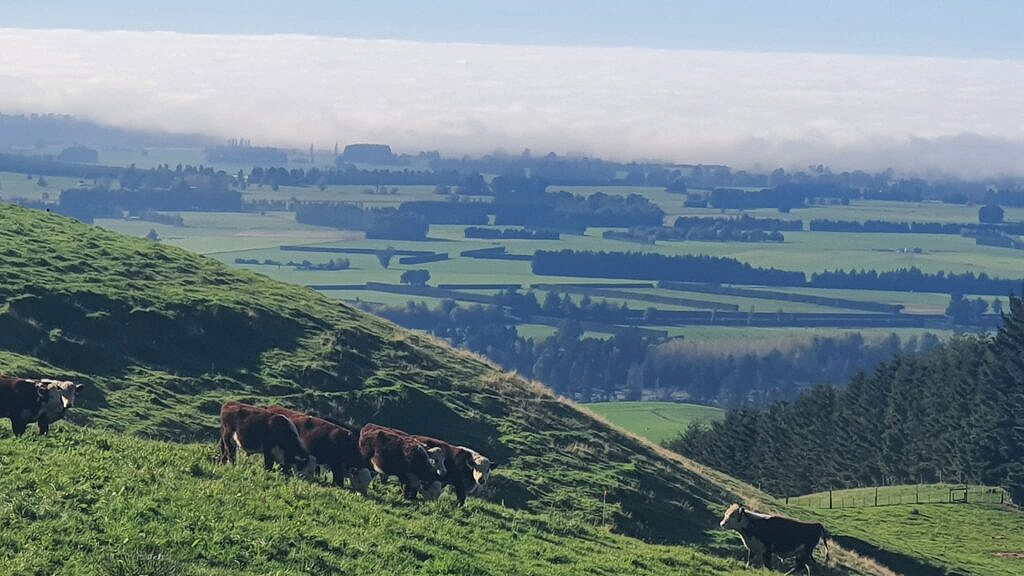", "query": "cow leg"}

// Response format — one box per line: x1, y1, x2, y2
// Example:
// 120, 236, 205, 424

763, 548, 773, 571
11, 418, 28, 437
262, 449, 277, 472
219, 430, 237, 464
744, 548, 752, 568
455, 484, 468, 506
37, 417, 50, 435
331, 465, 347, 488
